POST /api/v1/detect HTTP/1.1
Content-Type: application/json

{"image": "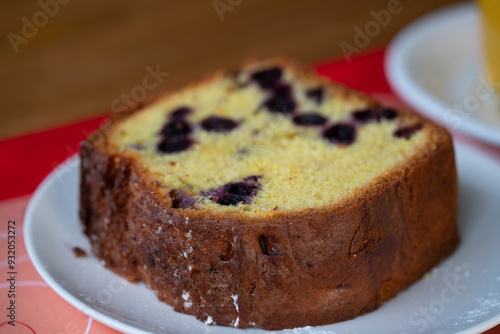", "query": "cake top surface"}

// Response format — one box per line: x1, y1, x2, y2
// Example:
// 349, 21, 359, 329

106, 60, 430, 215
